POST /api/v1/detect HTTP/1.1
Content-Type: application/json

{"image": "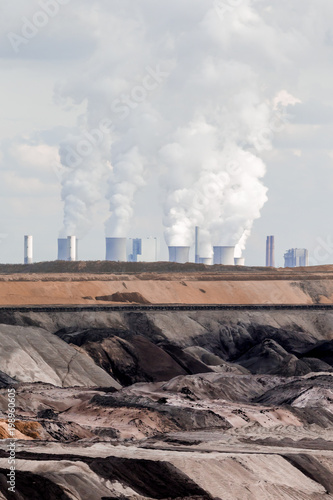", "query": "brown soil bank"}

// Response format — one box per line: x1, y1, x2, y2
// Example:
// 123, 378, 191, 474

0, 275, 333, 305
0, 262, 333, 305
